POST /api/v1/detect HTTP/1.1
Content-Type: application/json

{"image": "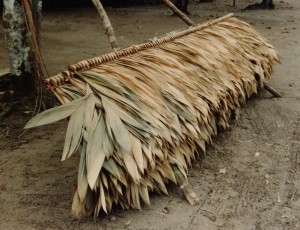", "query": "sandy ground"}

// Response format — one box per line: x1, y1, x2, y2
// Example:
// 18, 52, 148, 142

0, 0, 300, 229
